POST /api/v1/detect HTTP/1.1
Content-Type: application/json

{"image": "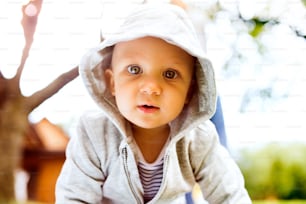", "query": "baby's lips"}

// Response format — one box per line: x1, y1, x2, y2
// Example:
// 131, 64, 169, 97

137, 104, 160, 113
